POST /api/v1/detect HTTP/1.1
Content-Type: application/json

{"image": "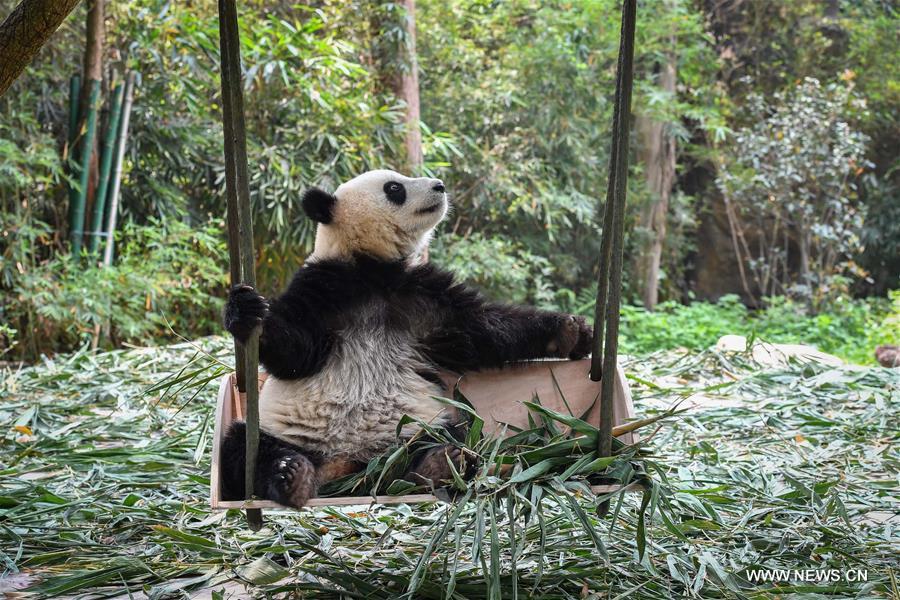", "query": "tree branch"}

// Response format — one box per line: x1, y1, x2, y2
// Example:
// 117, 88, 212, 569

0, 0, 82, 97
